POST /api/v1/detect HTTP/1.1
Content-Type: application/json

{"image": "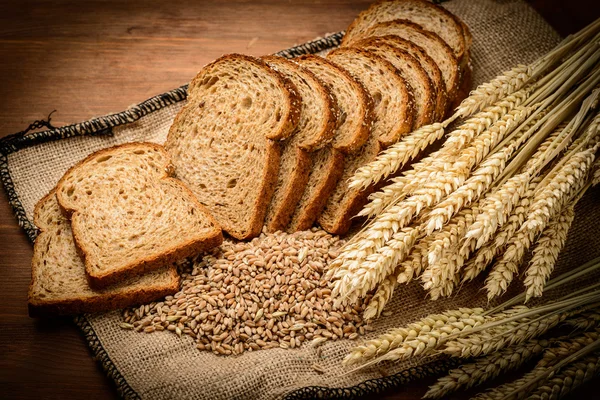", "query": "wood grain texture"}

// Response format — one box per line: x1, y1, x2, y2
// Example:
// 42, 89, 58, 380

0, 1, 597, 399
